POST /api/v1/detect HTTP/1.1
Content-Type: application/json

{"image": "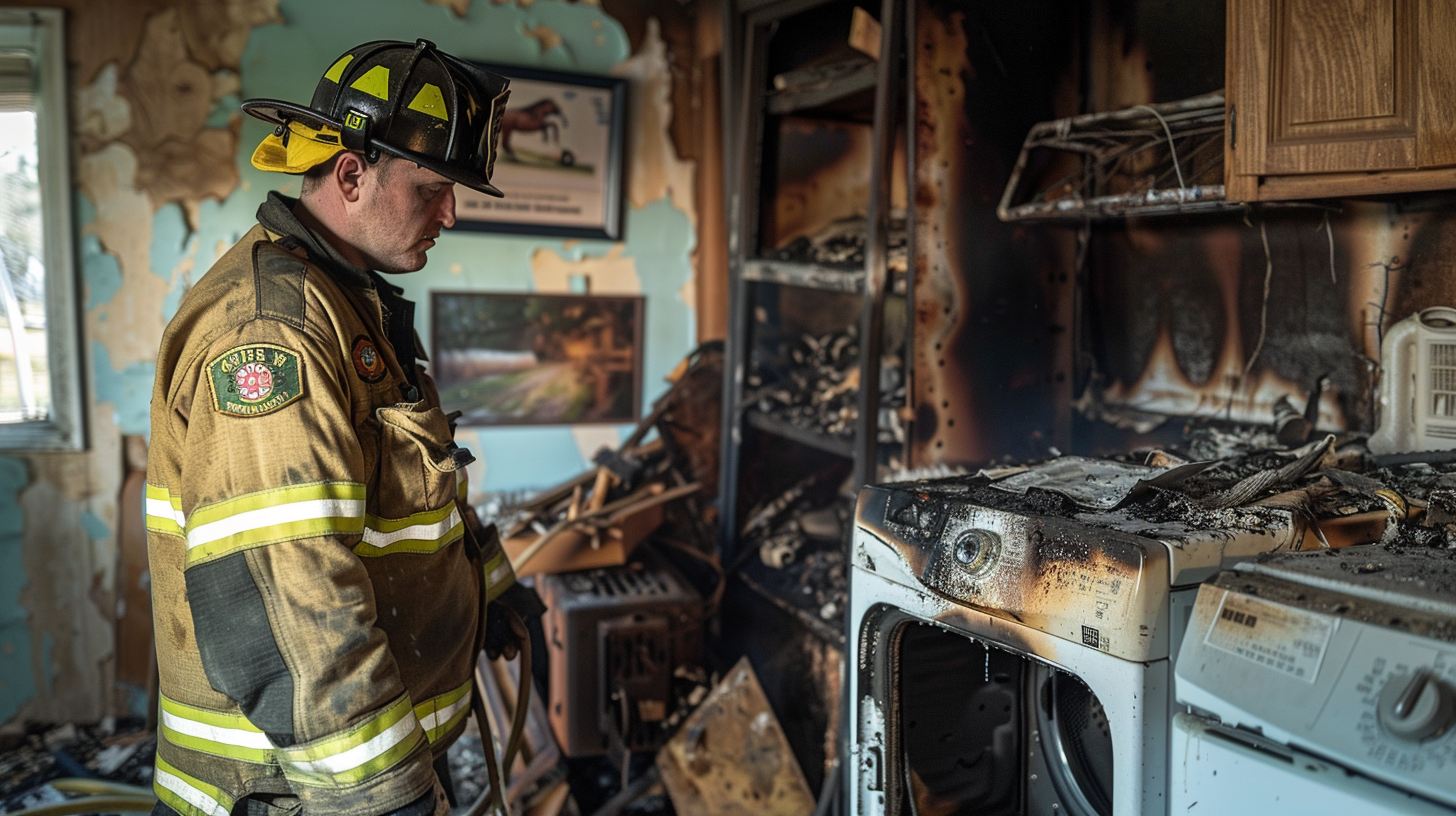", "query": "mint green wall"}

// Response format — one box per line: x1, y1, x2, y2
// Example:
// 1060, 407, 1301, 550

155, 0, 693, 493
